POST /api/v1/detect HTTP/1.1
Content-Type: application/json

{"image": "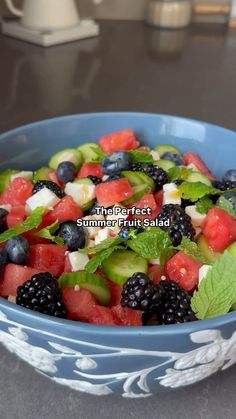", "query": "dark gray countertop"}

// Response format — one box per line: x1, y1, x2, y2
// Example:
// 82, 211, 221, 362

0, 20, 236, 419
